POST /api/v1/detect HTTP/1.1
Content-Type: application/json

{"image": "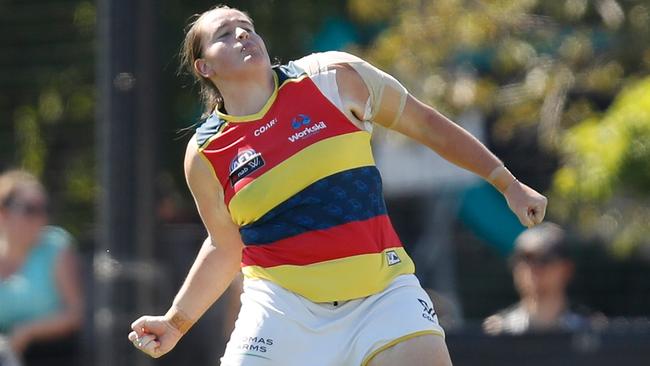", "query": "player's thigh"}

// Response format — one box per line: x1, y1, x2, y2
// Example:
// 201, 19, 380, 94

220, 279, 316, 366
366, 334, 452, 366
